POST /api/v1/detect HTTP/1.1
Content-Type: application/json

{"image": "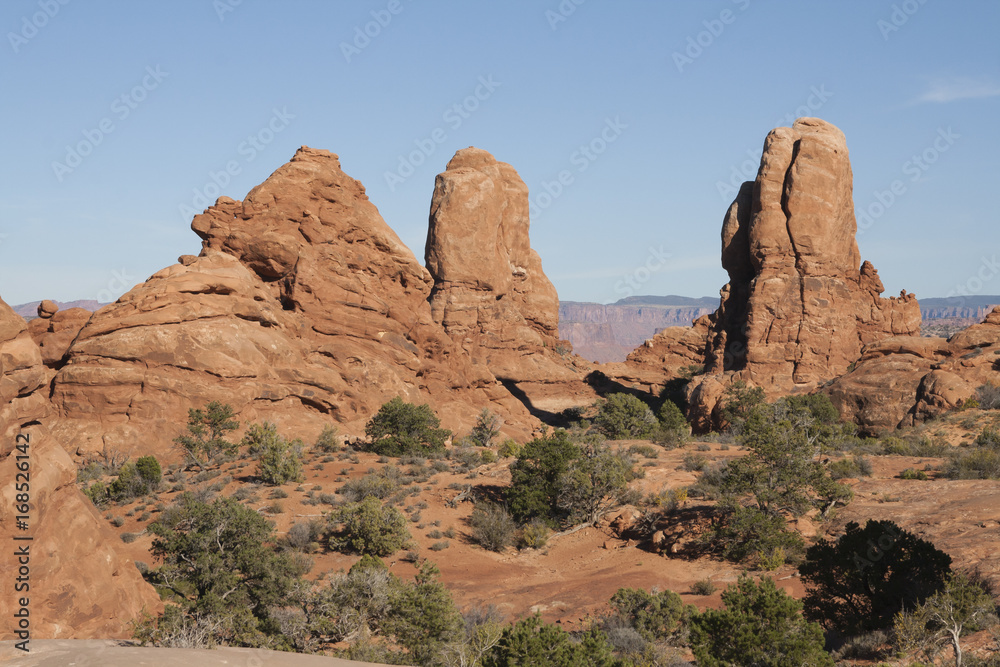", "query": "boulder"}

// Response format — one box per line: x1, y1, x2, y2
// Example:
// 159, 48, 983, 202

37, 299, 58, 318
27, 307, 91, 369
